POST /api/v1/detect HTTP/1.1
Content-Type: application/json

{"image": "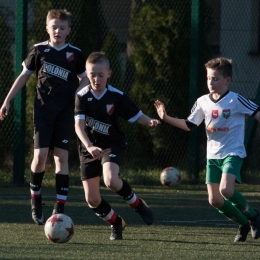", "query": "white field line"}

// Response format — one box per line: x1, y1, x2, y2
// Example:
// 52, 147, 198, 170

1, 191, 260, 199
161, 219, 237, 226
0, 193, 167, 199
